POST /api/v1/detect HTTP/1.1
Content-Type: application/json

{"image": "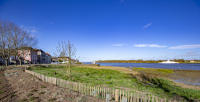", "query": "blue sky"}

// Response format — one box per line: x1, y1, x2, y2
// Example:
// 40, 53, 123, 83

0, 0, 200, 61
